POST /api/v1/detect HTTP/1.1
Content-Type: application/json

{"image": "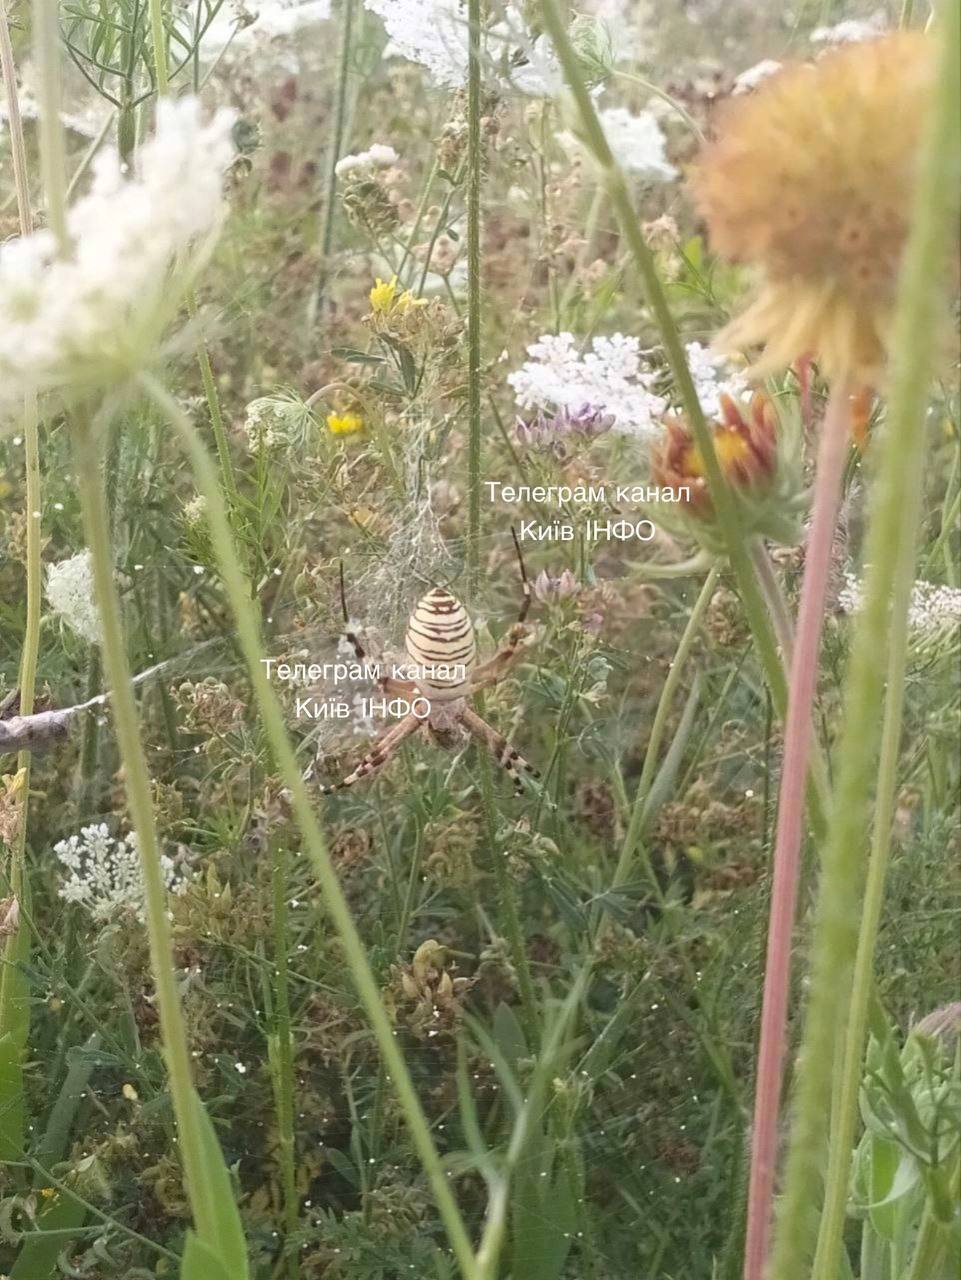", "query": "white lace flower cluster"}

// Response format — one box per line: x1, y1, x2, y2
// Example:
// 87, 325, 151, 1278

55, 824, 189, 925
684, 342, 750, 418
200, 0, 332, 59
0, 97, 234, 421
334, 143, 399, 177
811, 12, 887, 46
46, 552, 101, 645
508, 335, 751, 437
364, 0, 562, 95
508, 333, 667, 438
839, 575, 961, 639
596, 107, 676, 180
